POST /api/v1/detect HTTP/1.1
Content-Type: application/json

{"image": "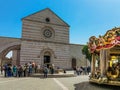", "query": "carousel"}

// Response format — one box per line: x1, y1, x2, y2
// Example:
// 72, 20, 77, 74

88, 27, 120, 86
